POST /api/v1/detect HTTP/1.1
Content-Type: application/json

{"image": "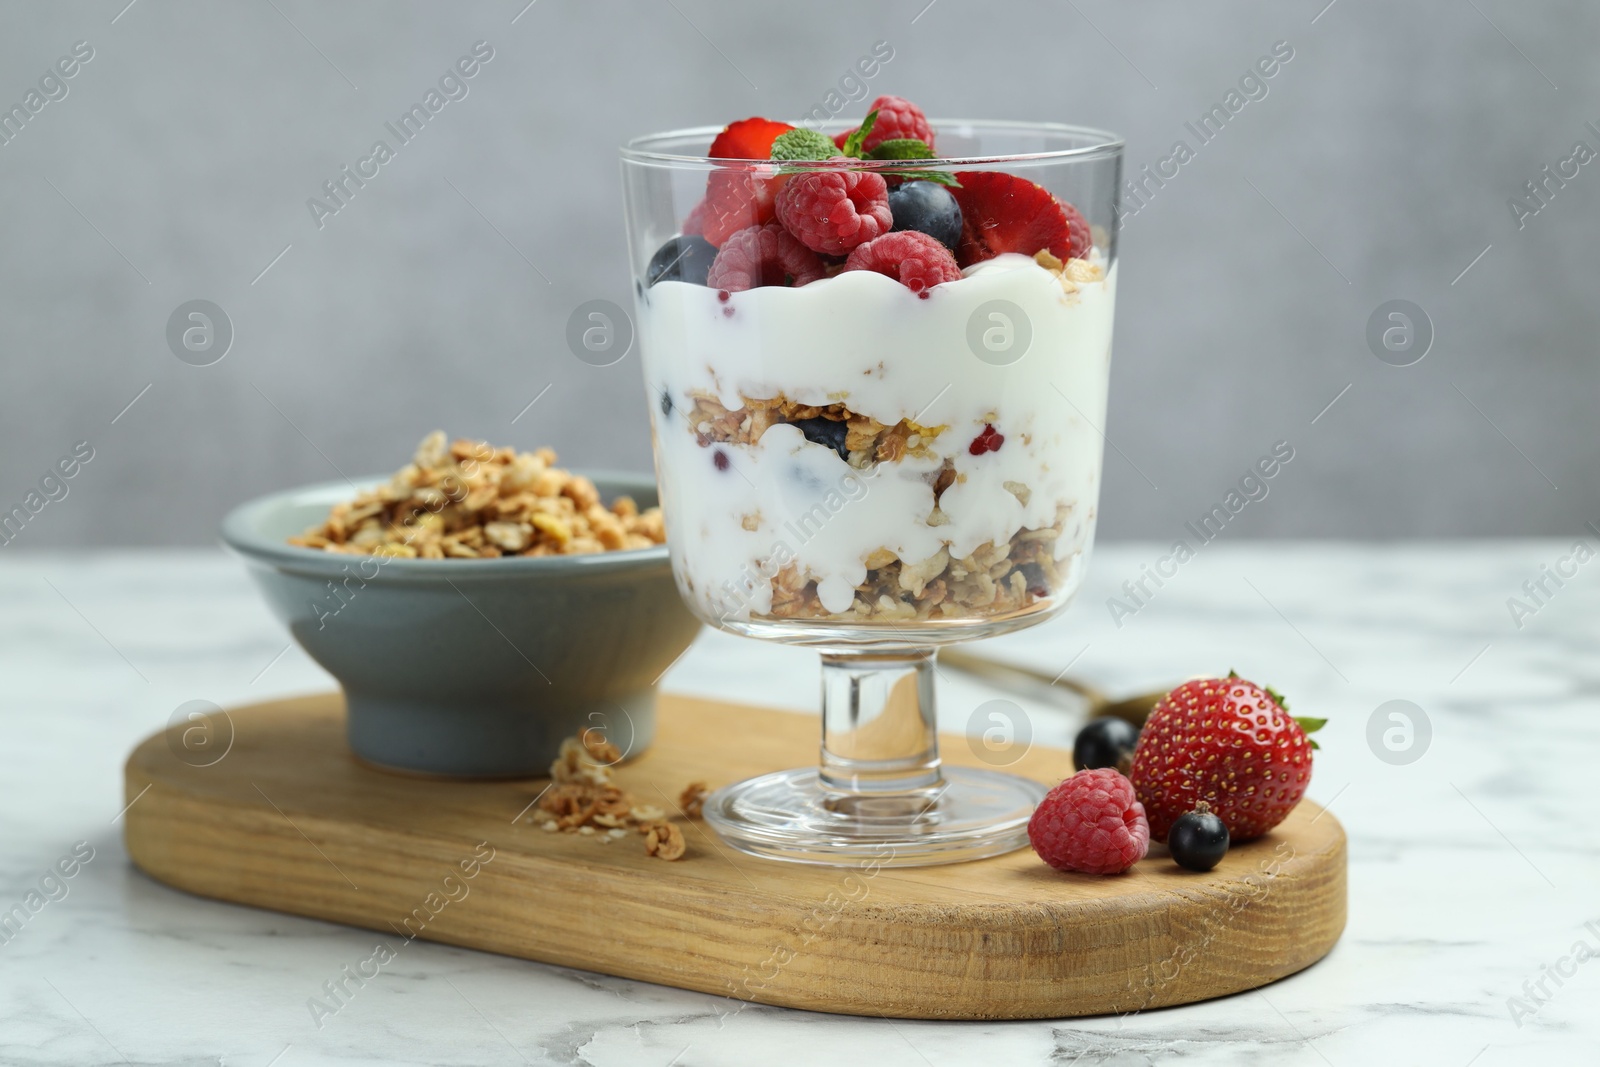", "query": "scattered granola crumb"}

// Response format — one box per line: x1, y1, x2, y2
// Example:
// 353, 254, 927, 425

679, 782, 709, 819
643, 822, 687, 861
